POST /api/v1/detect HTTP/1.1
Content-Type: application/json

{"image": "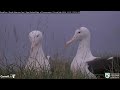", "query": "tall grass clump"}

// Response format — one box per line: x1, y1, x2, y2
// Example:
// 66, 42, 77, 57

0, 53, 87, 79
